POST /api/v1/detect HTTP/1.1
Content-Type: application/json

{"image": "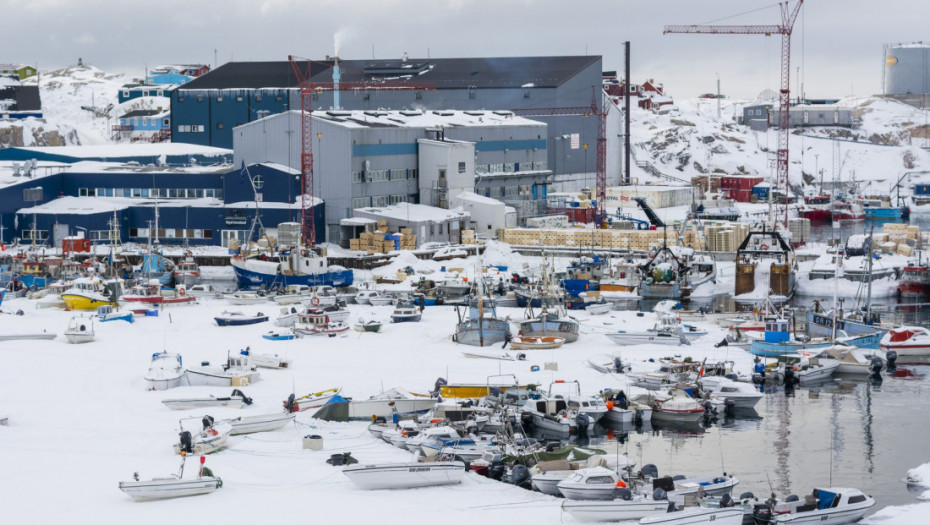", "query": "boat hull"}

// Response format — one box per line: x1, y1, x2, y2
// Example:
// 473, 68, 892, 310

343, 461, 465, 490
214, 315, 269, 326
345, 398, 438, 421
639, 507, 743, 525
61, 293, 114, 311
519, 318, 579, 343
639, 281, 683, 299
232, 262, 353, 290
119, 477, 221, 501
510, 336, 566, 350
225, 413, 295, 435
561, 499, 670, 522
454, 318, 510, 347
606, 332, 687, 346
391, 314, 422, 323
